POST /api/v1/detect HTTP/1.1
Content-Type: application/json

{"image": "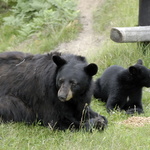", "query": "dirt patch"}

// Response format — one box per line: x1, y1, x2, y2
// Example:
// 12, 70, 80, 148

122, 116, 150, 127
54, 0, 105, 56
